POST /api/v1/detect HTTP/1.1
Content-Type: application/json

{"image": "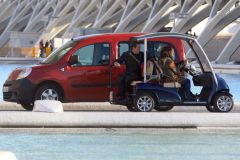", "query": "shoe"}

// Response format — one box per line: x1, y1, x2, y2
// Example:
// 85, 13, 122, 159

185, 92, 196, 101
185, 97, 196, 102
